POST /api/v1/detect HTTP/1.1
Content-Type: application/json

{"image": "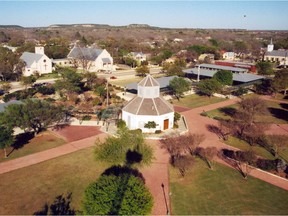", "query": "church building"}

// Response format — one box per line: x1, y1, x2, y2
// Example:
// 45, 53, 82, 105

122, 74, 174, 133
